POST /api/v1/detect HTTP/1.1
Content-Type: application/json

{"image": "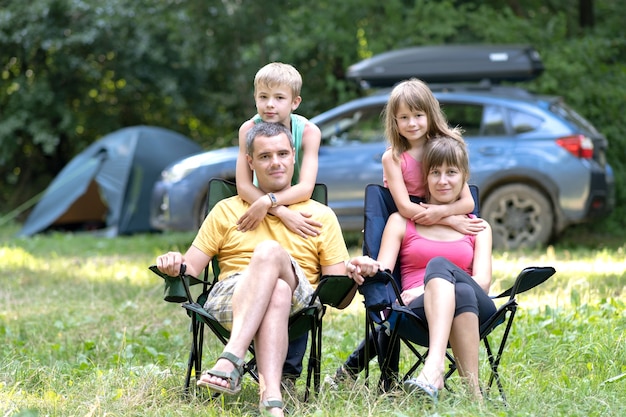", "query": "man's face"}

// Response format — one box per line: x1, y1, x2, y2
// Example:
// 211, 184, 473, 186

246, 133, 295, 193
